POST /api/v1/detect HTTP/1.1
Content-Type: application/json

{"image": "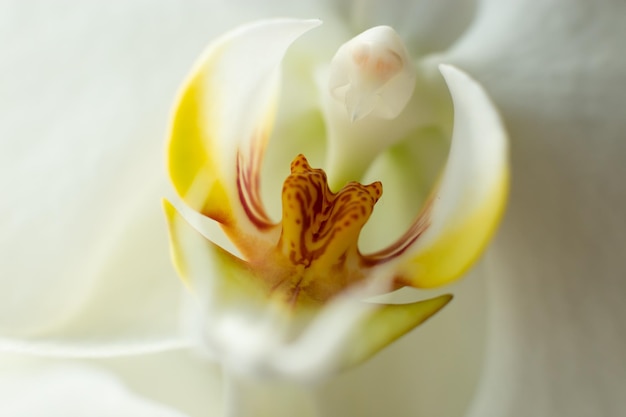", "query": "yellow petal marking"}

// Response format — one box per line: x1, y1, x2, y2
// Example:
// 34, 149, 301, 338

399, 168, 509, 288
168, 60, 220, 217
